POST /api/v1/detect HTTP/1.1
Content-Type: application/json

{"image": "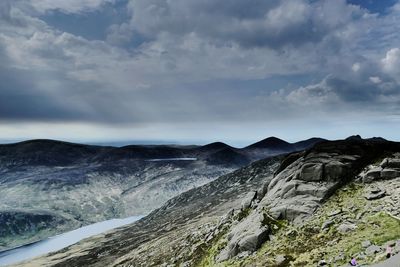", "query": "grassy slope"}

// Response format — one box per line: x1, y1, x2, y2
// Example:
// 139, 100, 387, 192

196, 182, 400, 267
